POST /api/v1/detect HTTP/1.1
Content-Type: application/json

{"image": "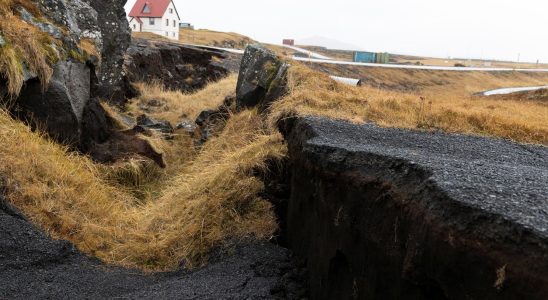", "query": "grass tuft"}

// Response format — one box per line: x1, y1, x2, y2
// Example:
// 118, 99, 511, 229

0, 1, 55, 95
